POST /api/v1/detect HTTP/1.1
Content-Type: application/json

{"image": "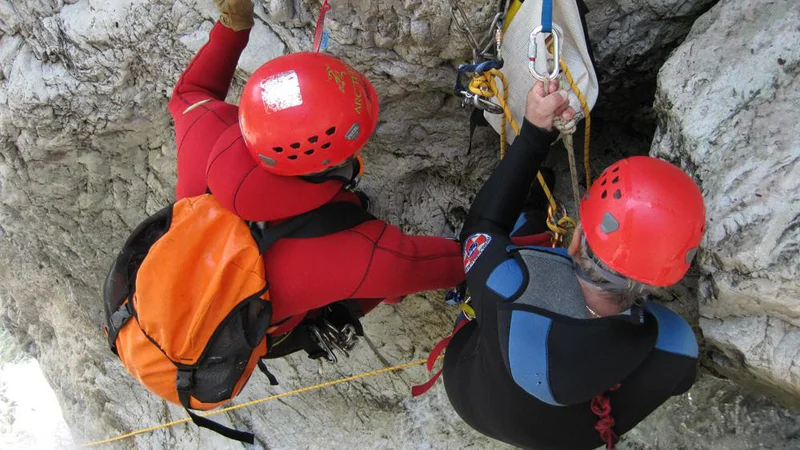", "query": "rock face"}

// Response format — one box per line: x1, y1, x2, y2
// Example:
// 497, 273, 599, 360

0, 0, 798, 449
583, 0, 718, 123
651, 0, 800, 403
